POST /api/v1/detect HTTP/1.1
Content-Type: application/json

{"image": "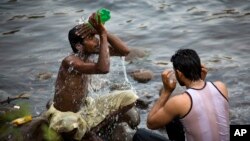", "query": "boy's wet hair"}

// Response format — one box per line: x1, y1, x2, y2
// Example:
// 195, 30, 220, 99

171, 49, 201, 81
68, 26, 83, 53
